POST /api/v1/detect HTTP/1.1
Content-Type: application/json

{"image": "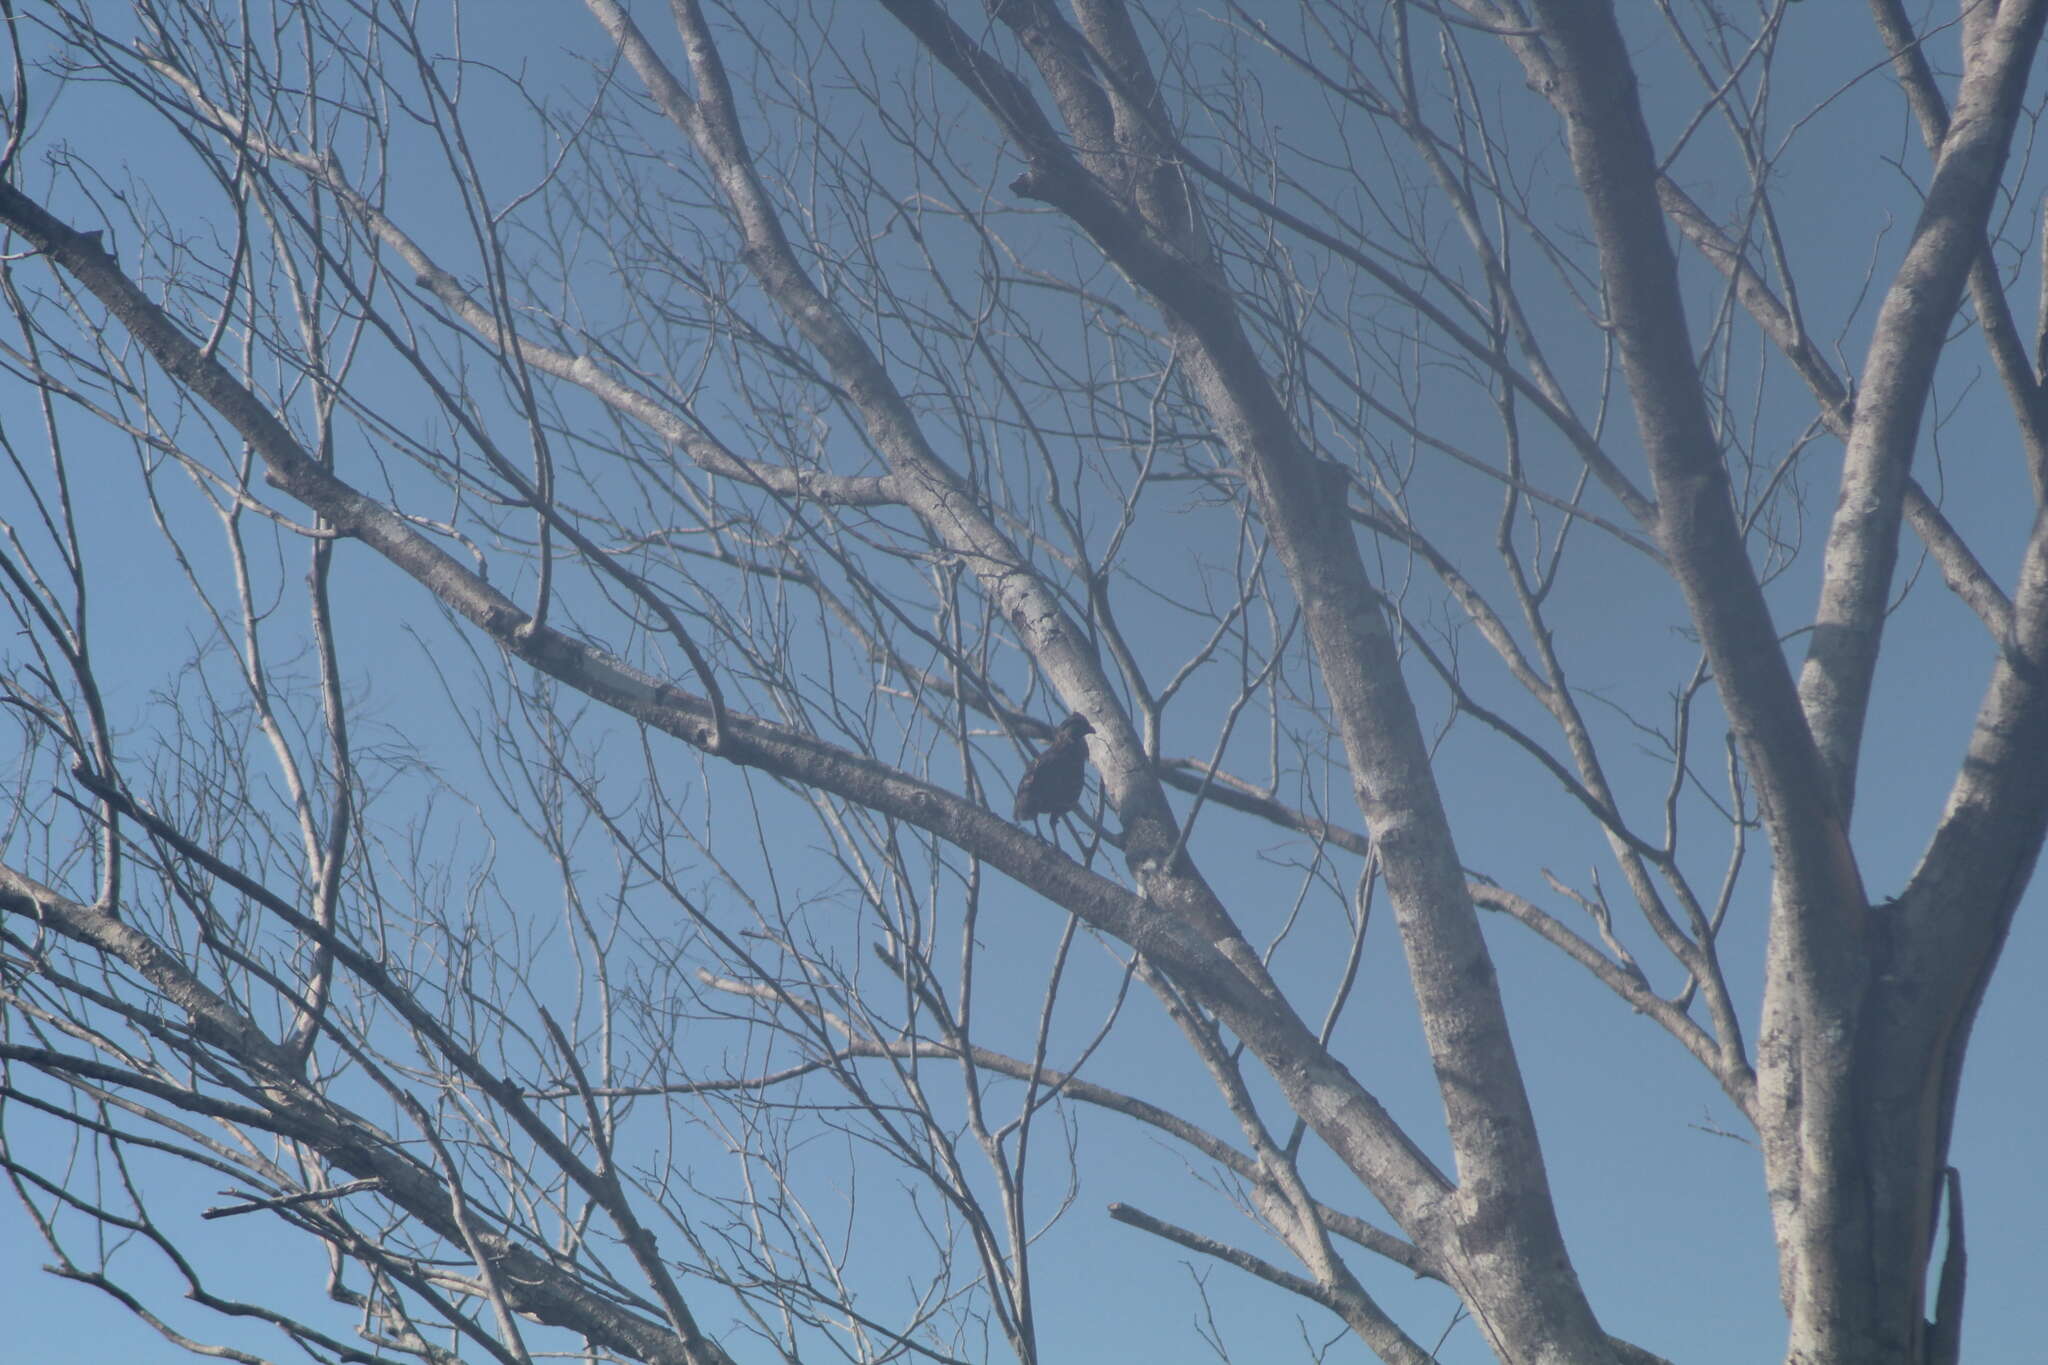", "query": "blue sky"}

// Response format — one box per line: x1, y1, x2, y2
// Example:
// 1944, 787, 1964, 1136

3, 4, 2046, 1363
